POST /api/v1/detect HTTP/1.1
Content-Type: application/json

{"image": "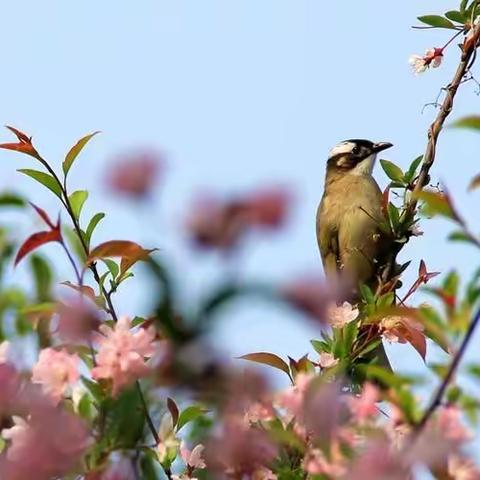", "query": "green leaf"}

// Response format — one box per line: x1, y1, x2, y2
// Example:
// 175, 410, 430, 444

177, 406, 205, 432
417, 15, 456, 29
360, 284, 375, 305
443, 270, 459, 298
450, 116, 480, 130
404, 155, 423, 183
85, 212, 105, 245
238, 352, 292, 379
387, 202, 400, 230
448, 230, 477, 245
0, 193, 26, 208
29, 254, 53, 302
380, 159, 404, 183
17, 169, 62, 199
103, 258, 119, 279
461, 0, 469, 13
63, 131, 100, 177
69, 190, 88, 220
310, 339, 330, 354
416, 191, 458, 220
445, 10, 466, 23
